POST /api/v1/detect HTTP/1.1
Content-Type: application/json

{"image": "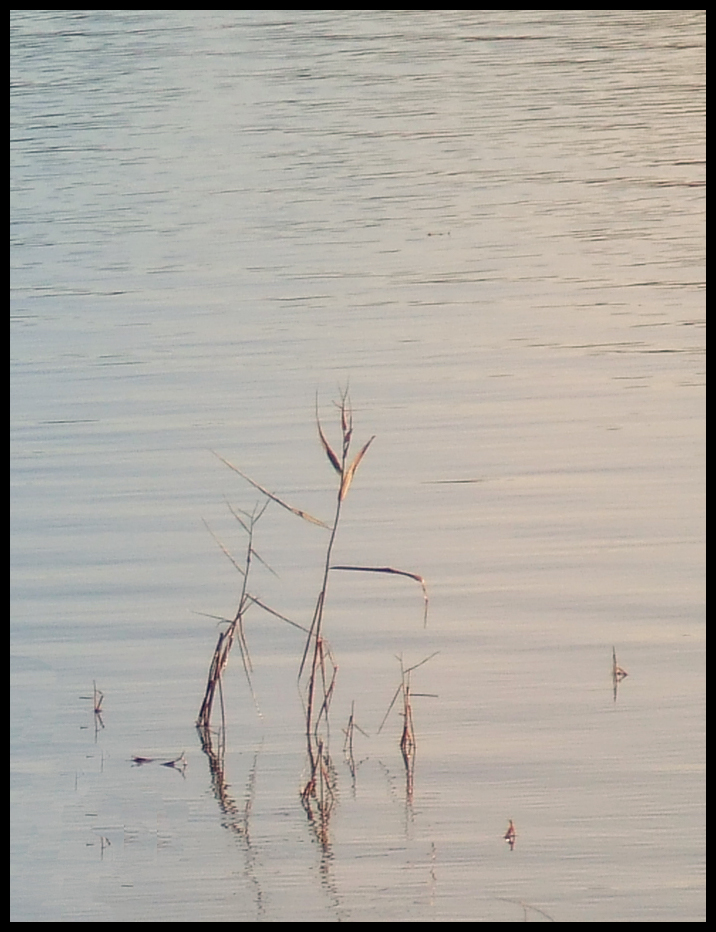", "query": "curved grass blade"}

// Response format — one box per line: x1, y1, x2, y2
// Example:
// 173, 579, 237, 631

316, 411, 342, 476
212, 452, 329, 528
331, 564, 429, 626
339, 436, 375, 501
